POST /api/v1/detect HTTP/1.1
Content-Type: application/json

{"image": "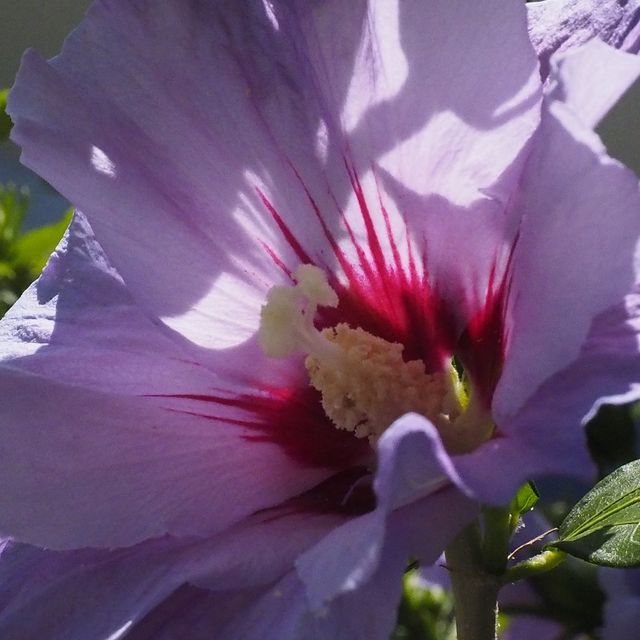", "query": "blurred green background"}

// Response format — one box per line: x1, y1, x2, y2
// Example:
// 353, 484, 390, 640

0, 1, 90, 312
